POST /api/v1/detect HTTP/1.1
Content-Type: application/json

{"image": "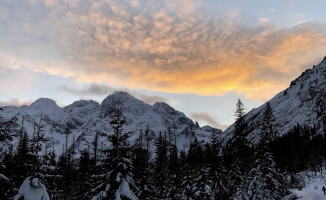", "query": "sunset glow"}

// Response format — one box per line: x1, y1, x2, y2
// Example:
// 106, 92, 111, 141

1, 0, 326, 129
